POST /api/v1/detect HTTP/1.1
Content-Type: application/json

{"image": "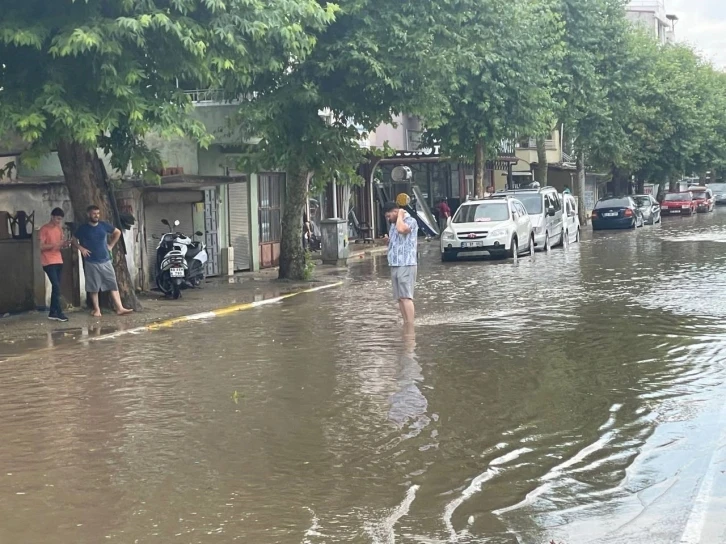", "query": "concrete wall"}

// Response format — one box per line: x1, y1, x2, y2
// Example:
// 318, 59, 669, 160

0, 239, 34, 313
626, 10, 669, 42
16, 150, 122, 179
0, 182, 74, 224
145, 133, 199, 175
116, 188, 144, 290
192, 105, 242, 145
369, 114, 407, 150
